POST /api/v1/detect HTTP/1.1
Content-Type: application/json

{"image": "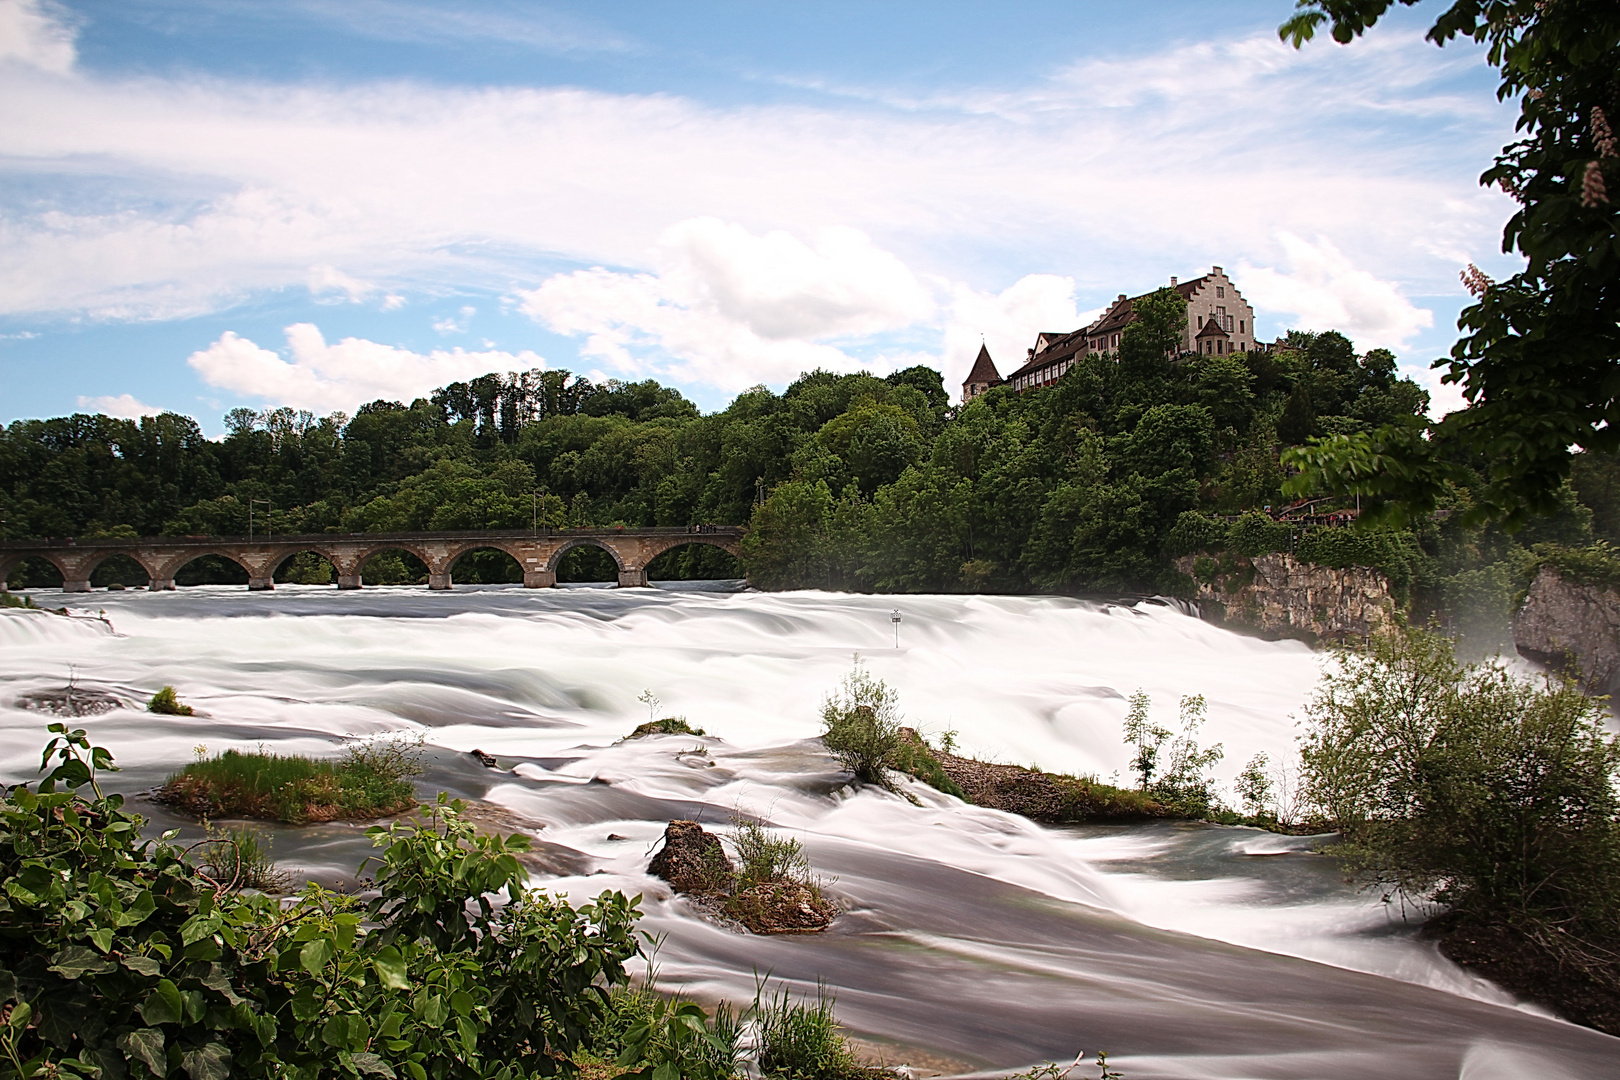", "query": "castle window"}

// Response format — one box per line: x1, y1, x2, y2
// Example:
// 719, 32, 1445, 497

1239, 320, 1245, 333
1216, 286, 1225, 298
